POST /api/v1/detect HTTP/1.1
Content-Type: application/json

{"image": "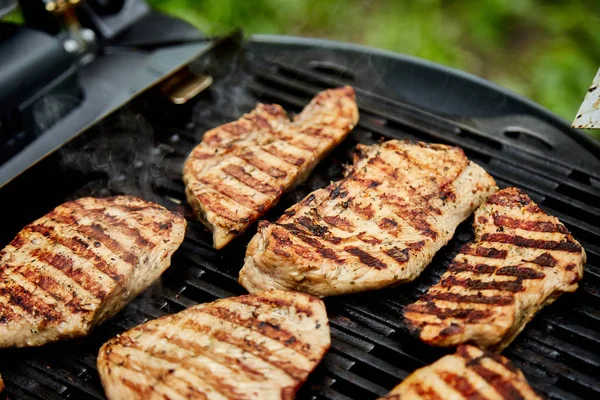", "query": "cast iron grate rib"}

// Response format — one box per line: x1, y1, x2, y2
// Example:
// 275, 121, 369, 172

1, 50, 599, 400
